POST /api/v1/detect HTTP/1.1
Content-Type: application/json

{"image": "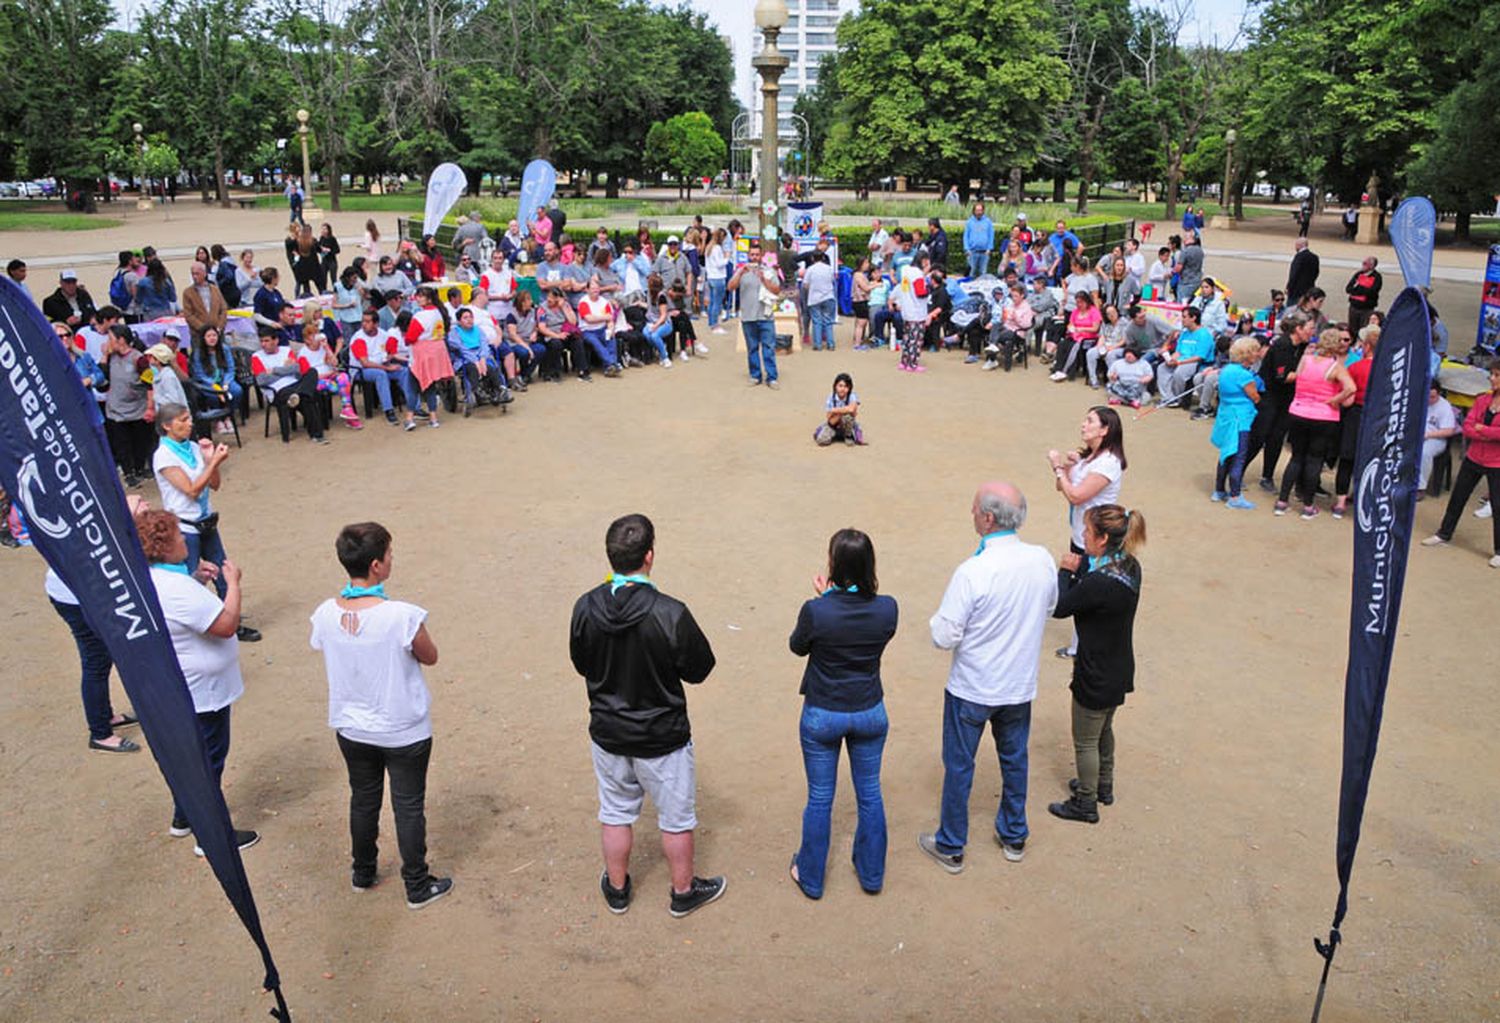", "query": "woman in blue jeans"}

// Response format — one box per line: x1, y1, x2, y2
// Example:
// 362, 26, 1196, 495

787, 529, 898, 898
